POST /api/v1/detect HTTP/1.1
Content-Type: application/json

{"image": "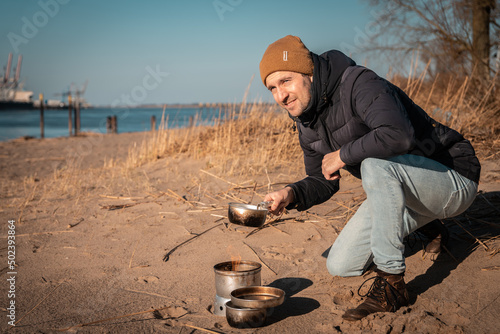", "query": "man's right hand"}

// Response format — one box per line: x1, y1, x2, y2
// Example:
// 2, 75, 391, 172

264, 187, 295, 216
